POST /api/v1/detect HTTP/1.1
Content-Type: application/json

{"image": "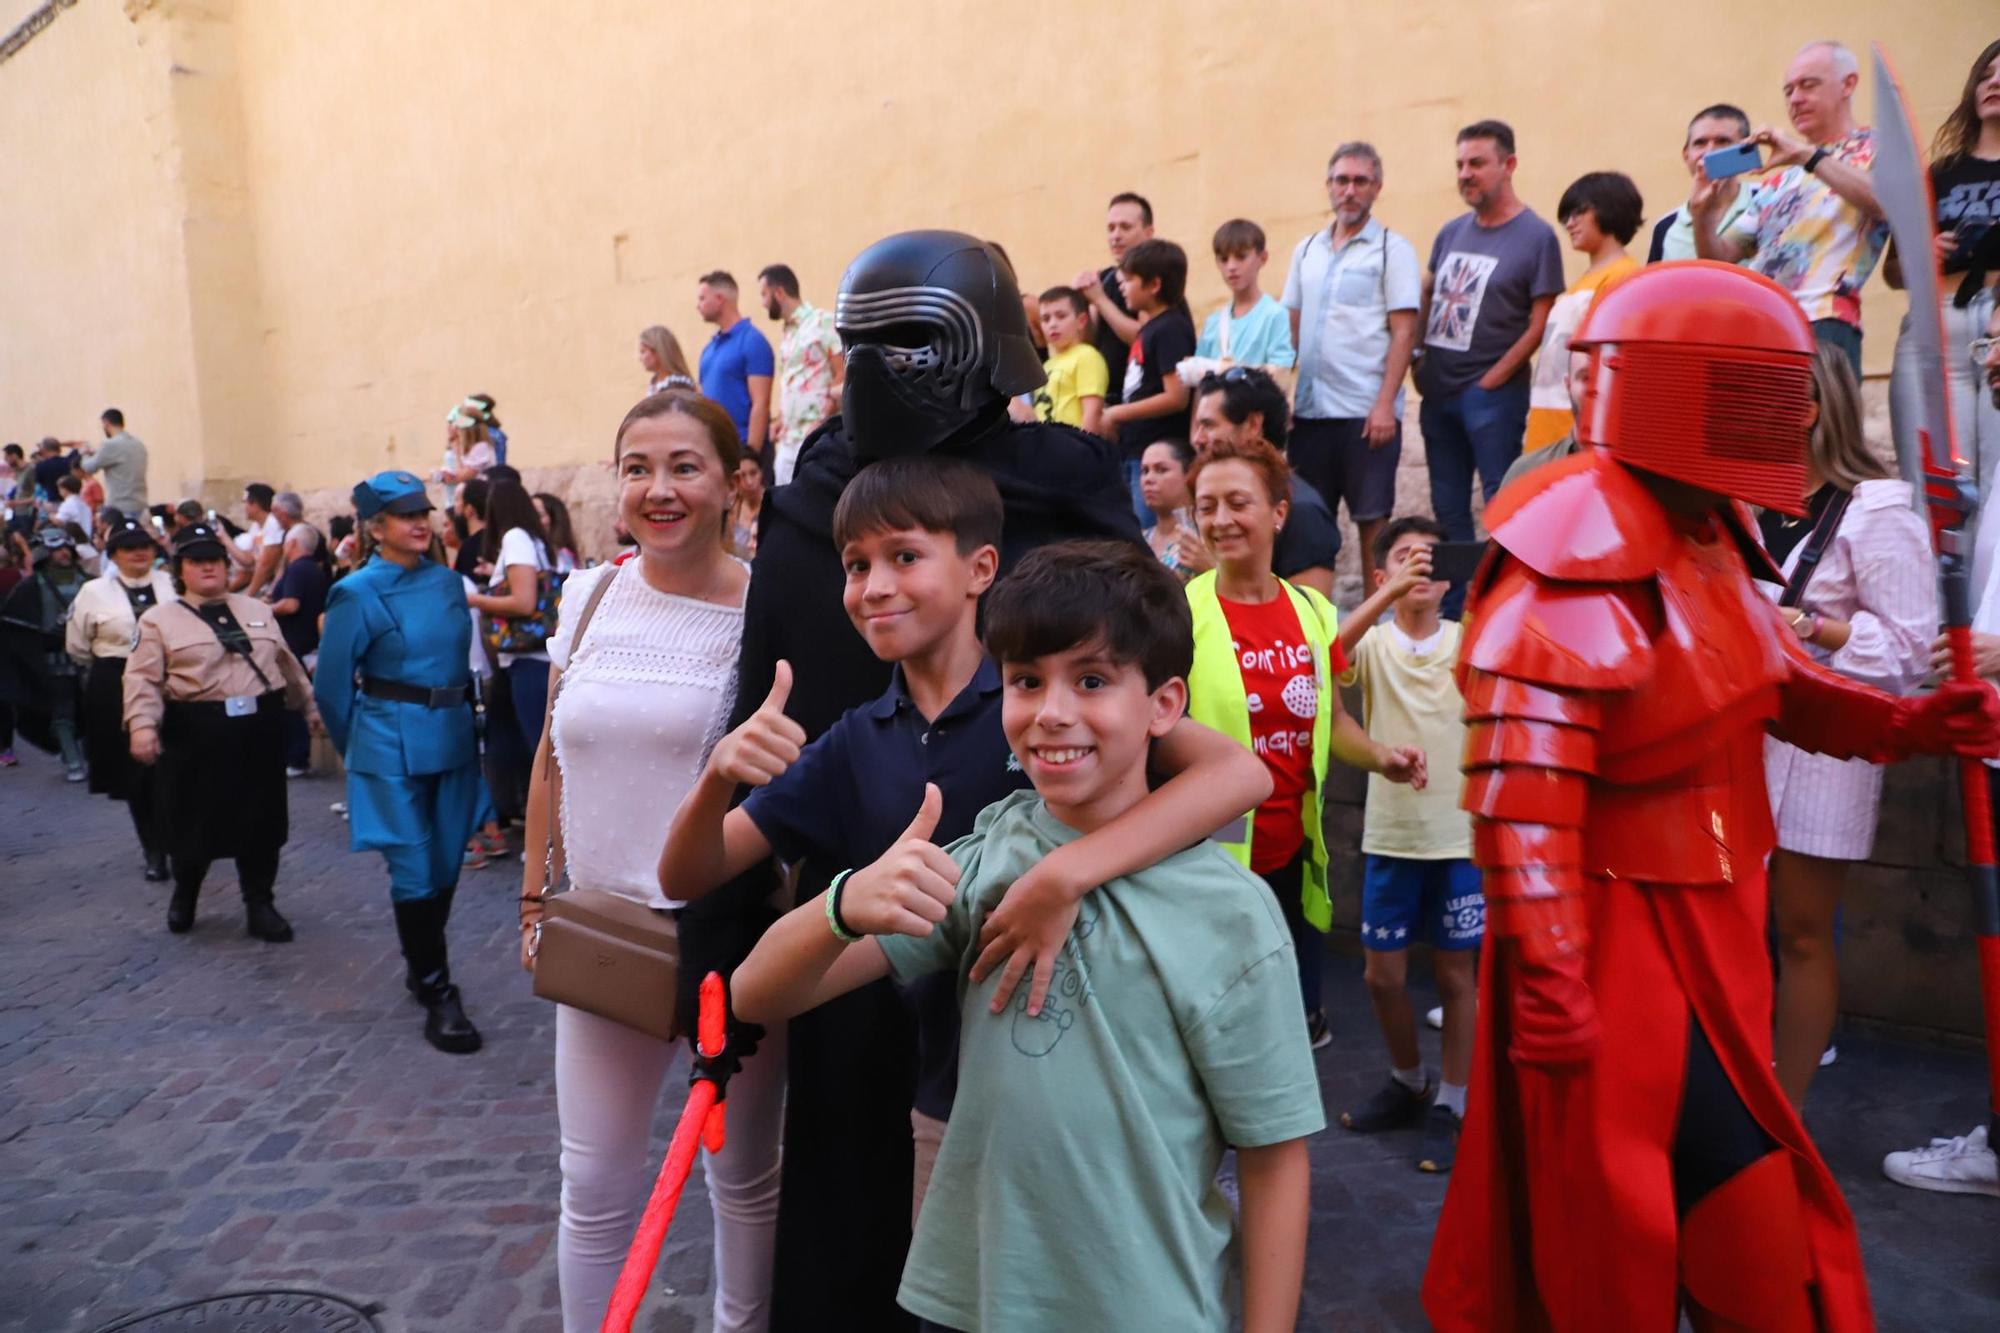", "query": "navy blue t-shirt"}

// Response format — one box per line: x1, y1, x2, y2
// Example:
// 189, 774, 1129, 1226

742, 657, 1029, 1118
698, 318, 776, 440
273, 555, 330, 658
